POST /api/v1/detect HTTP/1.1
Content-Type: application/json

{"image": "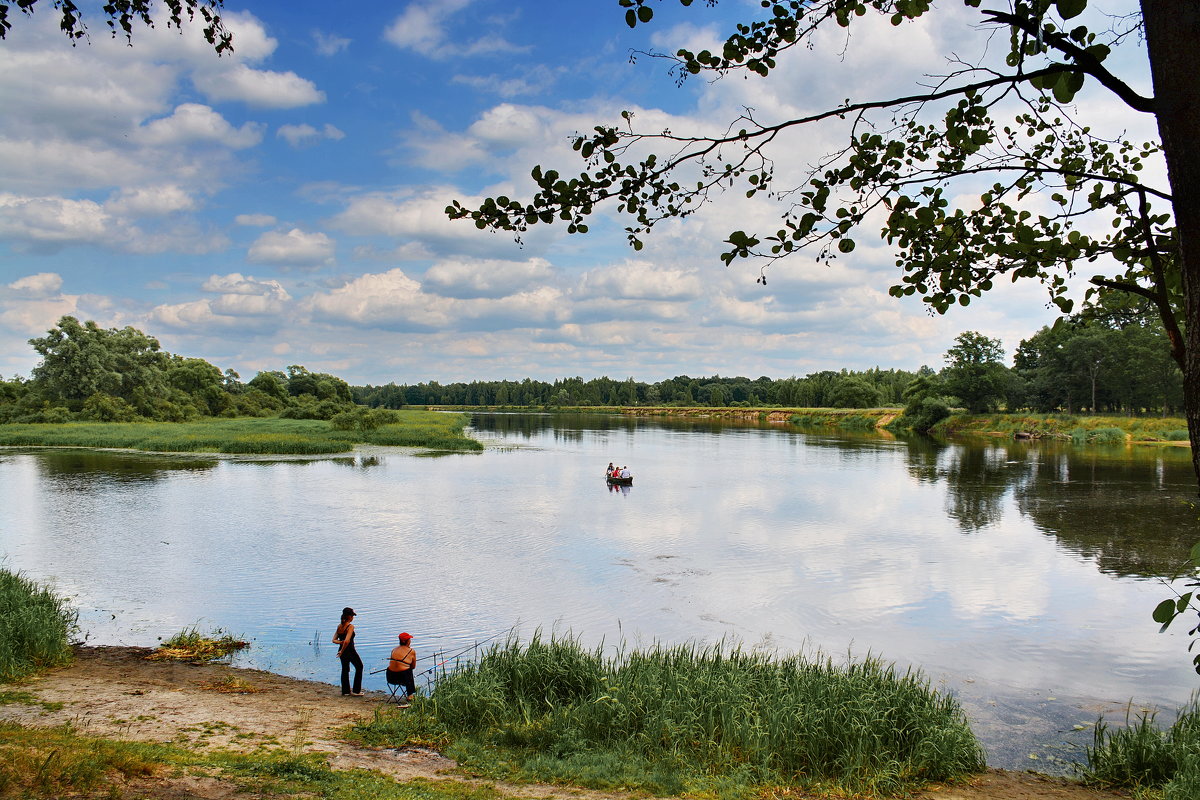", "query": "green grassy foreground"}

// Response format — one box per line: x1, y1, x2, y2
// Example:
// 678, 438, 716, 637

0, 722, 505, 800
0, 411, 482, 455
352, 634, 986, 797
